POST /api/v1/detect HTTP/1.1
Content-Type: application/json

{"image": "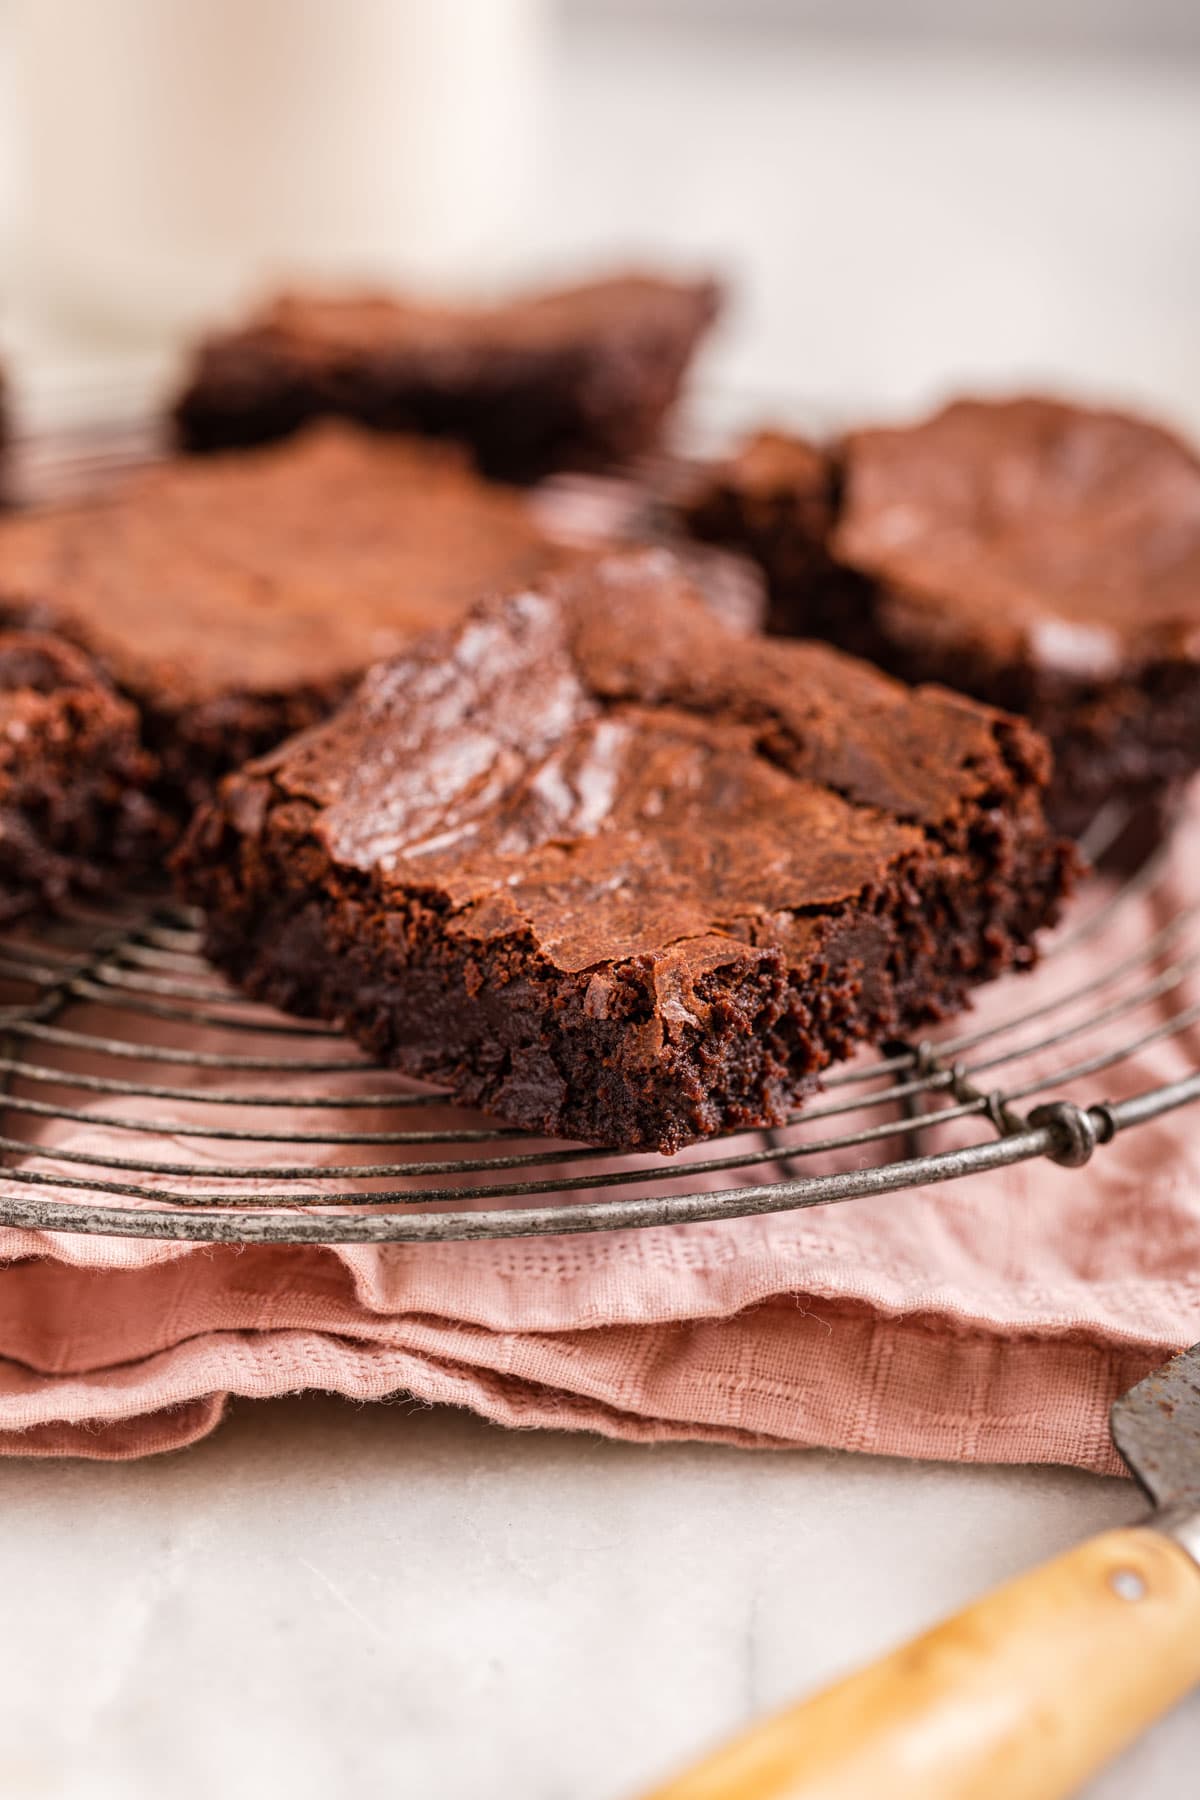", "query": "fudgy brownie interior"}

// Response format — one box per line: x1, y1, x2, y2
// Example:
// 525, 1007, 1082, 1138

0, 630, 168, 920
